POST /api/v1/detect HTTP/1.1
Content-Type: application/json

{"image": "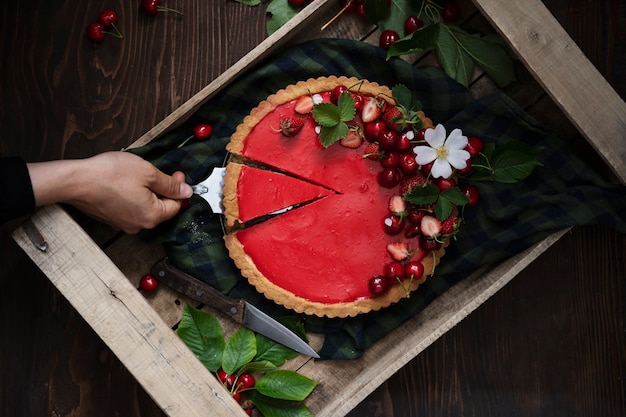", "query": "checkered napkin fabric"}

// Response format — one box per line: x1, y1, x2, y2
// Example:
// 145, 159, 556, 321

131, 38, 626, 360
